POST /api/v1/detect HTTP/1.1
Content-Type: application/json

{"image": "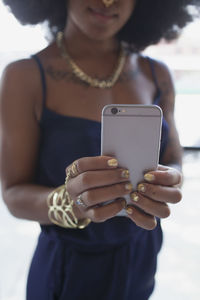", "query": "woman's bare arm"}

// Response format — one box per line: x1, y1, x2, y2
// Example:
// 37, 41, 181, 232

0, 60, 53, 223
155, 60, 183, 171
